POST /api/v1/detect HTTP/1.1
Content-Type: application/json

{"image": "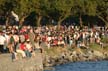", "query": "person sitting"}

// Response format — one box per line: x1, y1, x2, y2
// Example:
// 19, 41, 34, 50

24, 39, 33, 57
34, 37, 43, 53
16, 41, 26, 58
